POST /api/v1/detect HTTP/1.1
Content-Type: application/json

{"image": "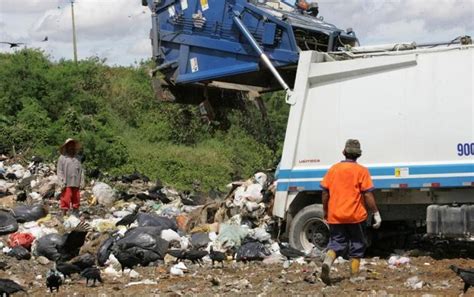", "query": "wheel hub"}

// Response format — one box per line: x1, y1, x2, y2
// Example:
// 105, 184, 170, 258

301, 218, 330, 250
